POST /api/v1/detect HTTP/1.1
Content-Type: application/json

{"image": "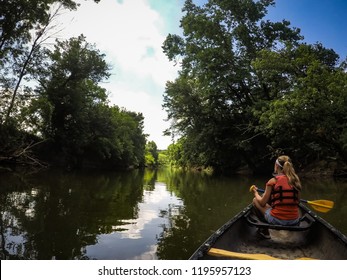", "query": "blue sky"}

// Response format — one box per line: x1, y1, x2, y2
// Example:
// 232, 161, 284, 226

266, 0, 347, 60
57, 0, 346, 149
